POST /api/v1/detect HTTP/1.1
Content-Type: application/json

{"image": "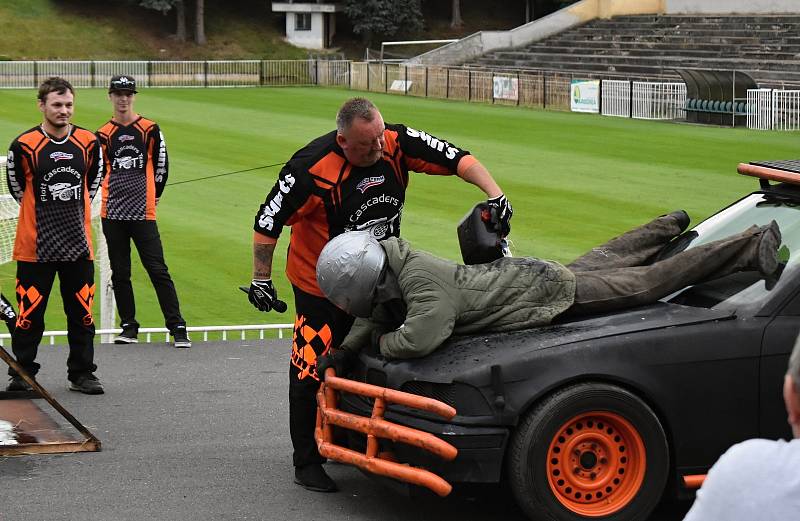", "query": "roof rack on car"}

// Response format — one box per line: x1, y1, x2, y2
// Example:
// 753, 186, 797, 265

738, 160, 800, 190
